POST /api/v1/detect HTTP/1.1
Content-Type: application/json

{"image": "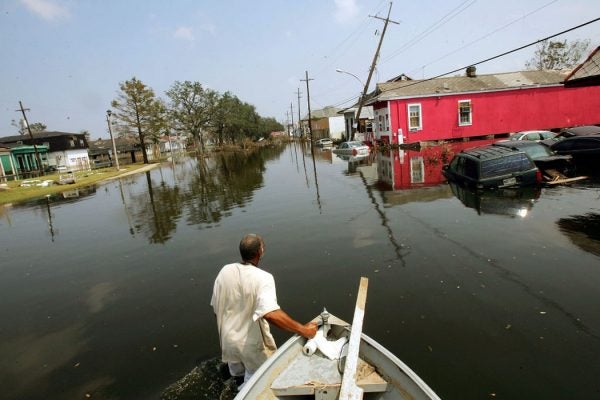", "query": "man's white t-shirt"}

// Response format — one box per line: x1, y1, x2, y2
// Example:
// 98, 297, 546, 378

211, 262, 280, 371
